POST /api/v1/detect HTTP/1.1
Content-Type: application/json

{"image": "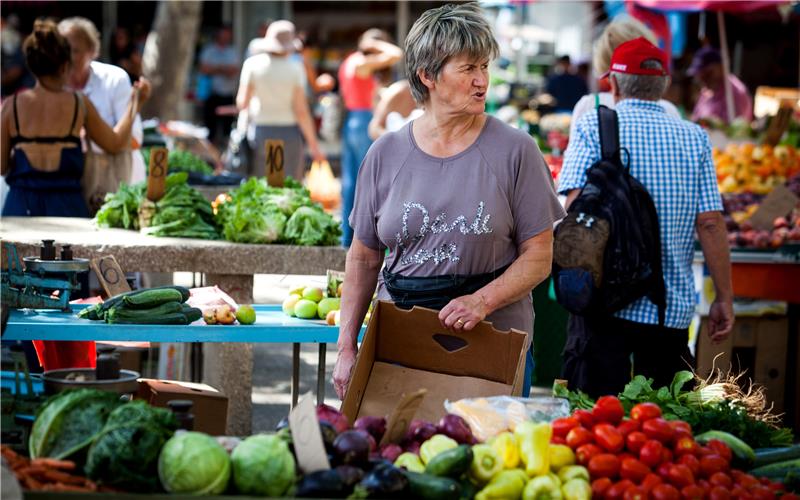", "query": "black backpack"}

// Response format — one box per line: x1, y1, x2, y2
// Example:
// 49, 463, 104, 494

552, 105, 667, 325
